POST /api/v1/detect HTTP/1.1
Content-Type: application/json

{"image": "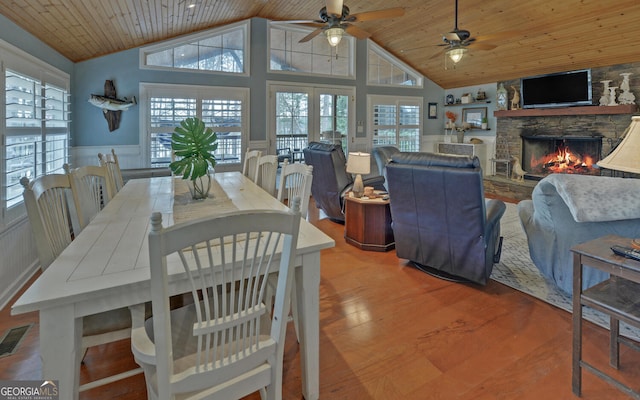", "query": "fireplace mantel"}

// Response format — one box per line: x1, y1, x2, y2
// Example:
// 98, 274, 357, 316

493, 104, 637, 118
